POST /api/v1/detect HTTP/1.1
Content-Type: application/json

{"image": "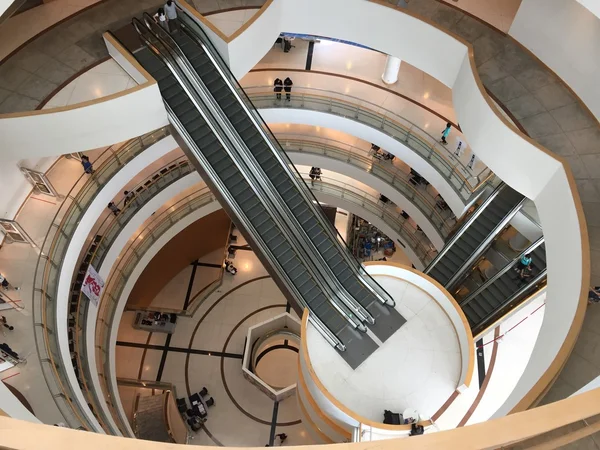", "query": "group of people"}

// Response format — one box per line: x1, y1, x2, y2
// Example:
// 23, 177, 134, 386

309, 167, 322, 183
153, 0, 179, 33
273, 77, 294, 101
107, 191, 135, 217
370, 143, 395, 161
